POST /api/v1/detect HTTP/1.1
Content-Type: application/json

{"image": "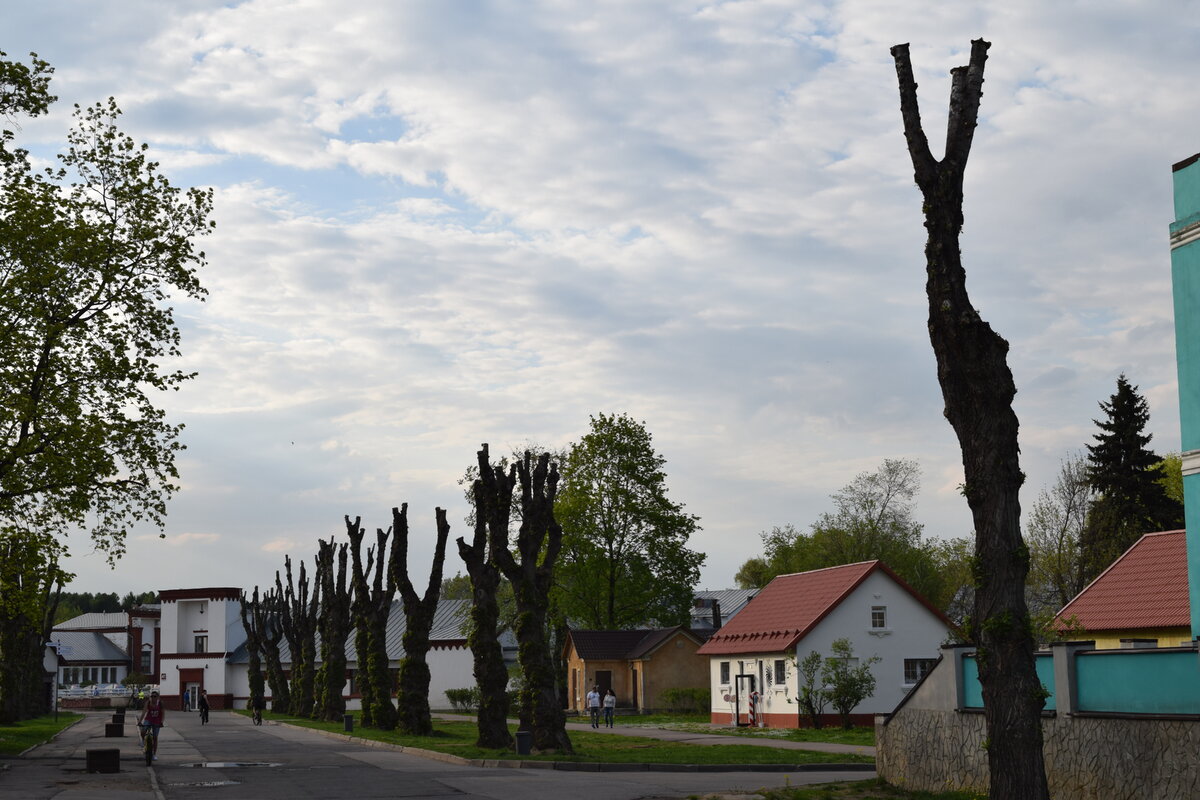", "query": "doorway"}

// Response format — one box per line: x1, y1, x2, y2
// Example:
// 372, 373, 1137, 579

734, 673, 756, 726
